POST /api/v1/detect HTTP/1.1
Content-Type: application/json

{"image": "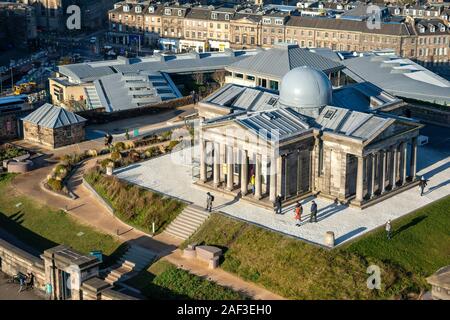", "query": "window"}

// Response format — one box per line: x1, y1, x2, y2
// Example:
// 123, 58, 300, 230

246, 75, 255, 81
275, 19, 283, 25
211, 13, 218, 19
235, 73, 243, 79
149, 6, 154, 13
164, 8, 171, 15
318, 141, 324, 176
135, 6, 141, 13
178, 10, 182, 17
225, 14, 230, 20
263, 18, 271, 24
